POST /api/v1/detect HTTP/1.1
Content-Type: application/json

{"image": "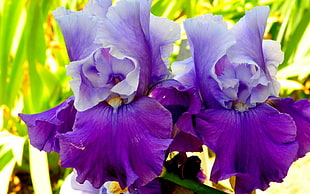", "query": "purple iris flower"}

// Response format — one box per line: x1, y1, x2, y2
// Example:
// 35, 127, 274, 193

19, 0, 182, 190
175, 5, 310, 193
